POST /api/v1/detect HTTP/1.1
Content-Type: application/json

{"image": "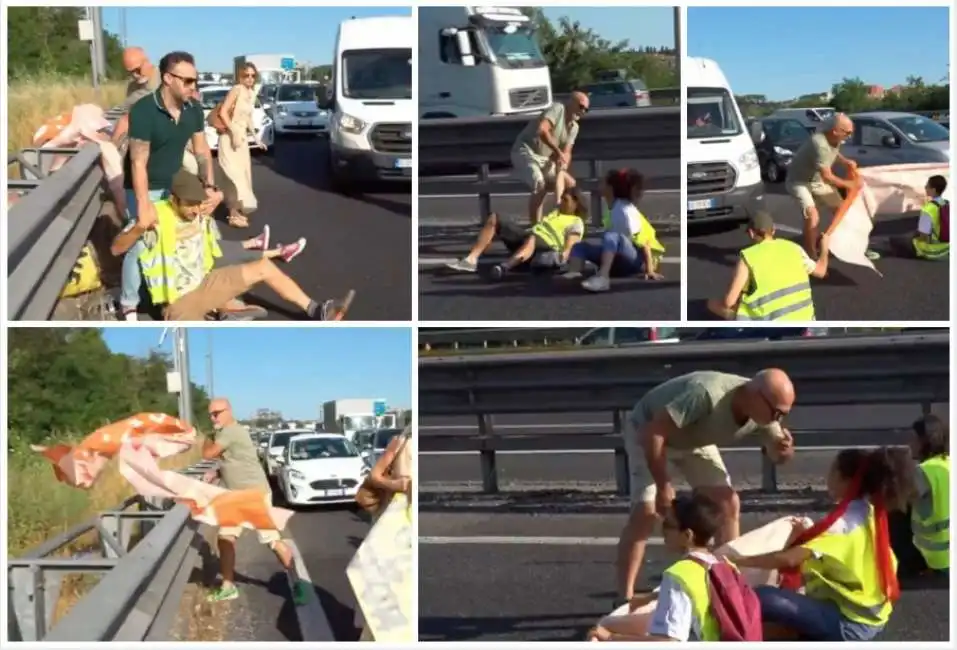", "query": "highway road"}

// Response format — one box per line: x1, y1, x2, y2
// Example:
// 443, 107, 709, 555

115, 136, 411, 321
419, 160, 680, 321
686, 183, 950, 321
418, 510, 950, 641
223, 497, 369, 641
